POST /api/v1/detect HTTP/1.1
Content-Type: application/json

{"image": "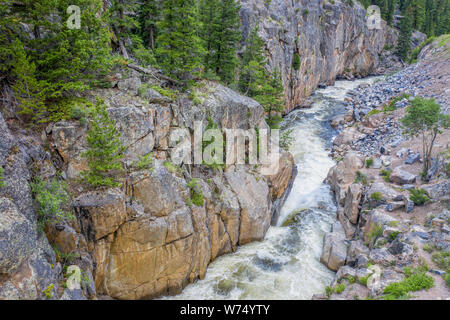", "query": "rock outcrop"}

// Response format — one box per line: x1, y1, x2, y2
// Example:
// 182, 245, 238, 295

1, 74, 296, 300
0, 113, 62, 300
240, 0, 398, 113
